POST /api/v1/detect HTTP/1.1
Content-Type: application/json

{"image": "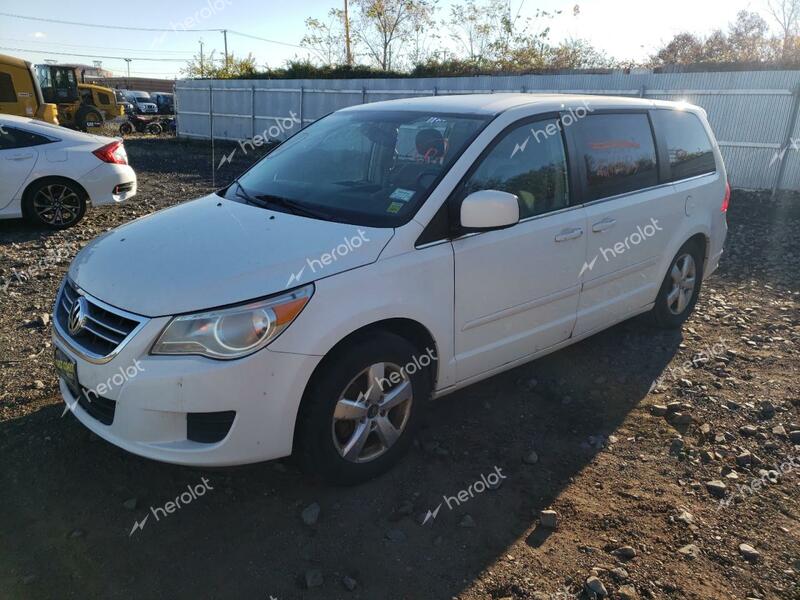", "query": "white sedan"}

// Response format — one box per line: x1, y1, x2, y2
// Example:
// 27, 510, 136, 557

0, 114, 137, 229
